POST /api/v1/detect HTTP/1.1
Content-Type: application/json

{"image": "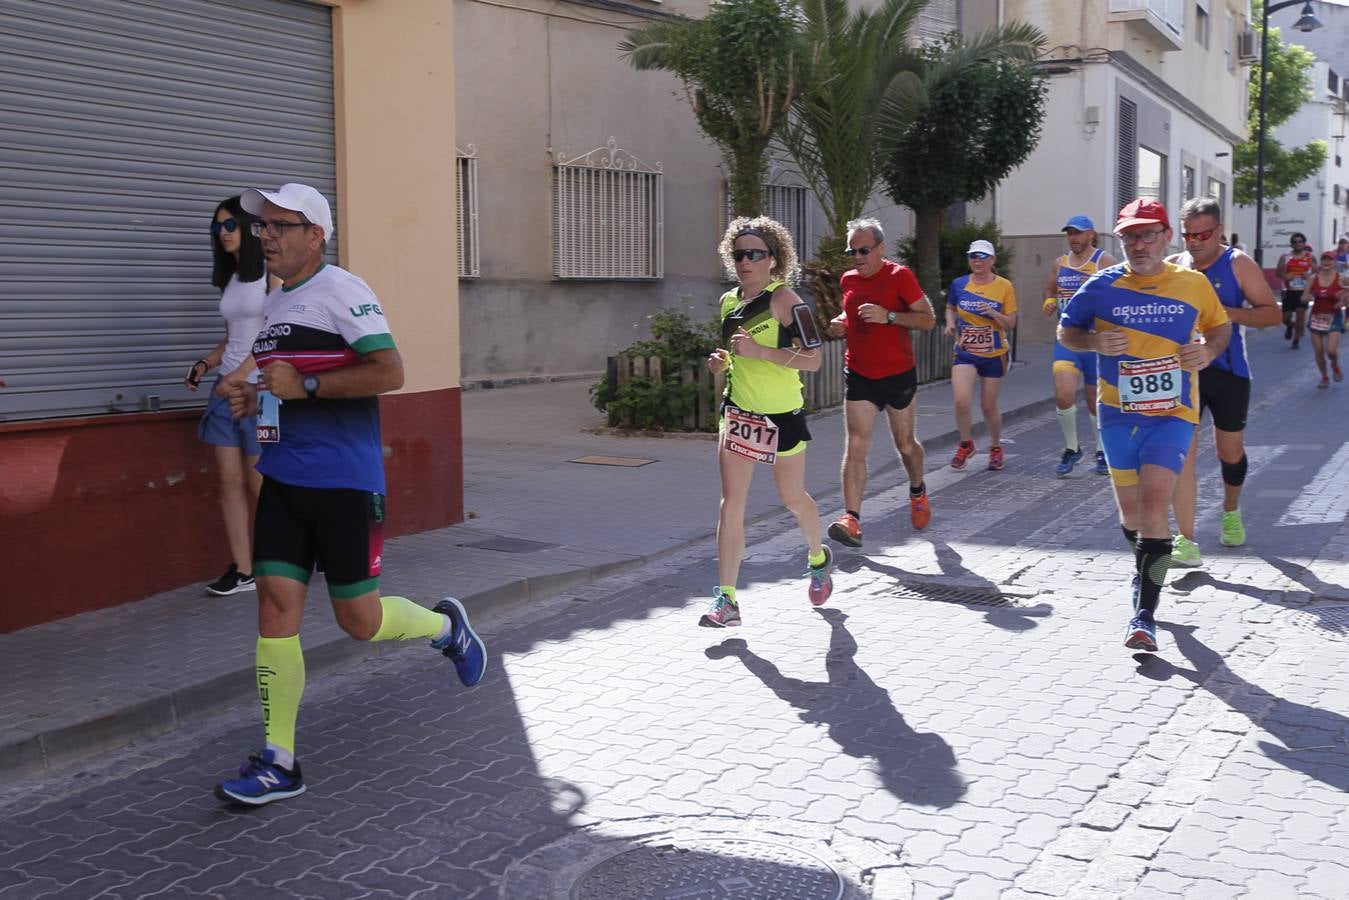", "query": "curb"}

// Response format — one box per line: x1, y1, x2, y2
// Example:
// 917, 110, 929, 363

0, 385, 1058, 780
